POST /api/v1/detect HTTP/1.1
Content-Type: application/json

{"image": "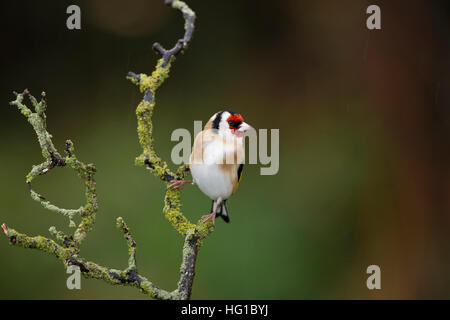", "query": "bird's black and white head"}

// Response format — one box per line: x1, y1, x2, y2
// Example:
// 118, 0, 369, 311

208, 110, 251, 138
